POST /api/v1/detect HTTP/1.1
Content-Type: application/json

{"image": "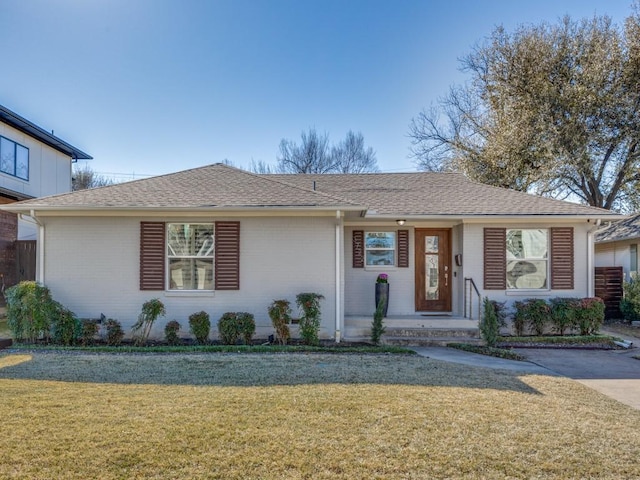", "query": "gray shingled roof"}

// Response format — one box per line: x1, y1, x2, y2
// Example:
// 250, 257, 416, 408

269, 172, 617, 216
595, 214, 640, 243
4, 164, 360, 210
1, 163, 622, 217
